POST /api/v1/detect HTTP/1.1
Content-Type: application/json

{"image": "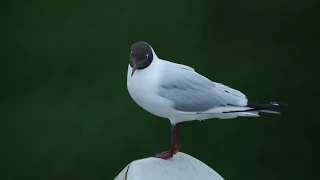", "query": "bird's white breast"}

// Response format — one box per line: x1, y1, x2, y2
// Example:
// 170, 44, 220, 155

127, 60, 174, 119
